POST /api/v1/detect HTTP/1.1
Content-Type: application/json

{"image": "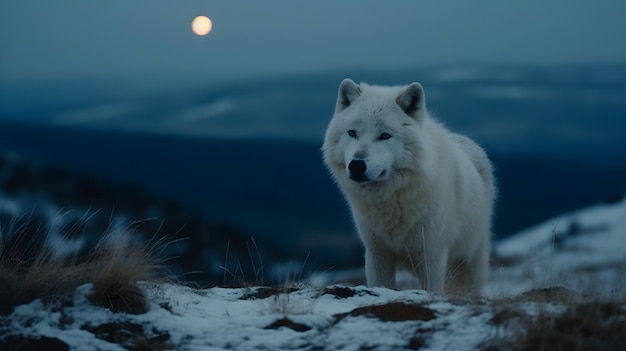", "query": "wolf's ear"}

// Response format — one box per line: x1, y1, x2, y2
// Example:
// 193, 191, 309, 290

336, 78, 361, 113
396, 82, 426, 120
